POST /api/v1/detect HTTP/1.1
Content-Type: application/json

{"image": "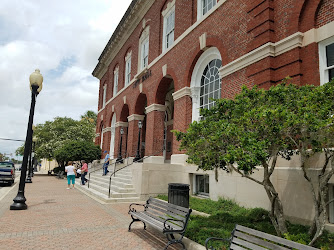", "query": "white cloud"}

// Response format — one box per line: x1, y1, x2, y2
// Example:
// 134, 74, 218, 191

0, 0, 132, 156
